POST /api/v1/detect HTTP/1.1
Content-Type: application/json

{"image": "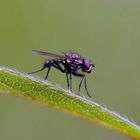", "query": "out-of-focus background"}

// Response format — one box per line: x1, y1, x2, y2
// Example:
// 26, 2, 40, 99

0, 0, 140, 140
